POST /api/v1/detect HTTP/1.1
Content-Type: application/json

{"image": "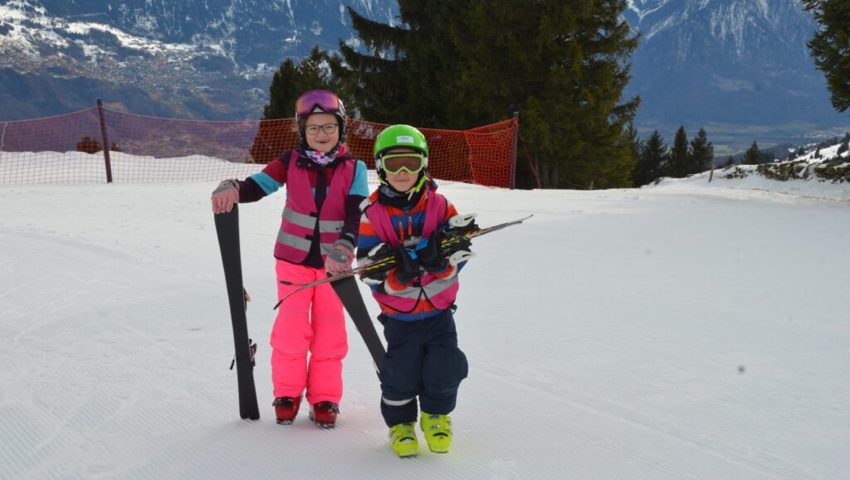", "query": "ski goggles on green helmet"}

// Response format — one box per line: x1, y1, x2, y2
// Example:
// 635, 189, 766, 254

380, 152, 426, 175
294, 90, 345, 118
